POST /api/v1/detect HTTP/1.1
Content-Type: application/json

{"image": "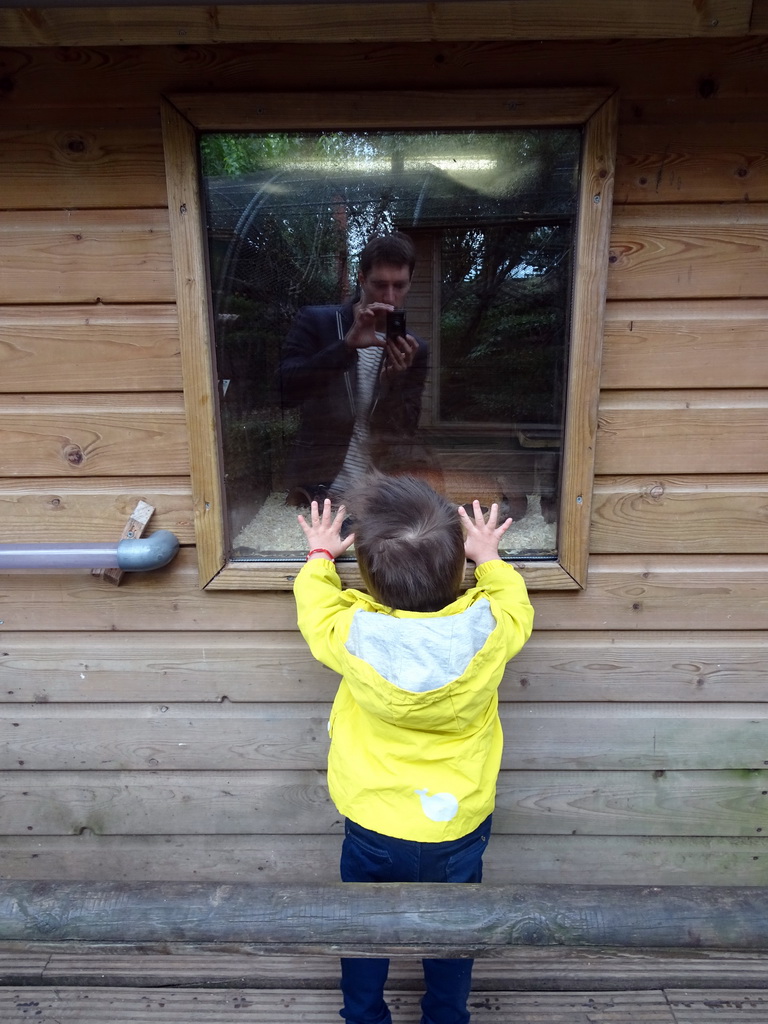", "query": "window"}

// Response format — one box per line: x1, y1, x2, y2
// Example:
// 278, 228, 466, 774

161, 89, 617, 590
